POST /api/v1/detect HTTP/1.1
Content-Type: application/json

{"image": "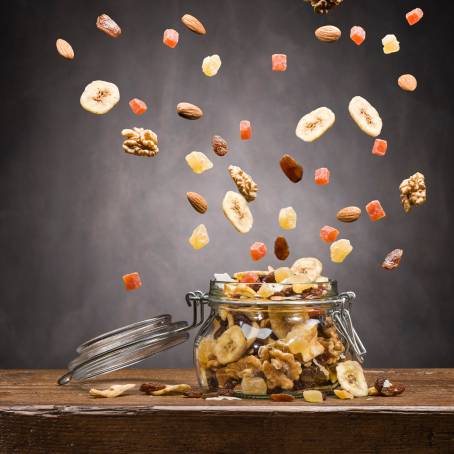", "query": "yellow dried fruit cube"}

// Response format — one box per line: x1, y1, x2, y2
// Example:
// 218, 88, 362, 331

382, 34, 400, 54
303, 390, 324, 403
330, 239, 353, 263
257, 283, 275, 298
202, 54, 222, 77
279, 207, 297, 230
334, 389, 354, 400
274, 267, 291, 283
185, 151, 213, 174
189, 224, 209, 250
